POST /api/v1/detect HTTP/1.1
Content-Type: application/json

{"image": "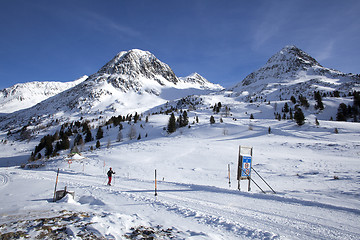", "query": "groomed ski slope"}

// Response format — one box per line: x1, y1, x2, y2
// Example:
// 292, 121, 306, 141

0, 109, 359, 239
